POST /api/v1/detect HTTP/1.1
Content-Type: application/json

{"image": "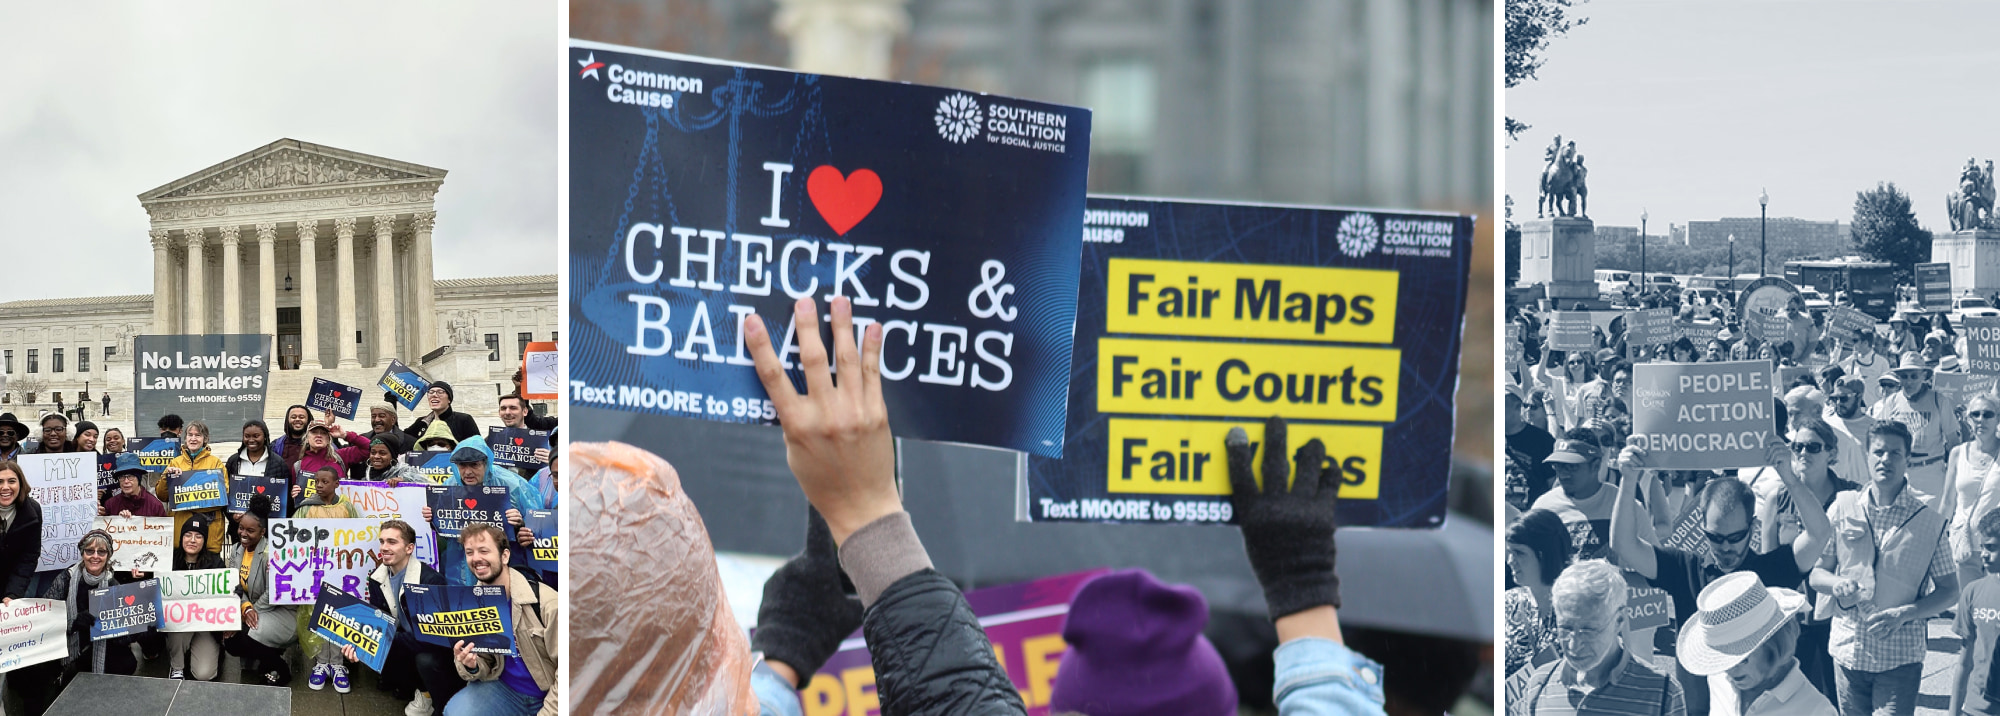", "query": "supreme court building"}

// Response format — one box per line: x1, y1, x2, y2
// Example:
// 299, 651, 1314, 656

0, 139, 556, 429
